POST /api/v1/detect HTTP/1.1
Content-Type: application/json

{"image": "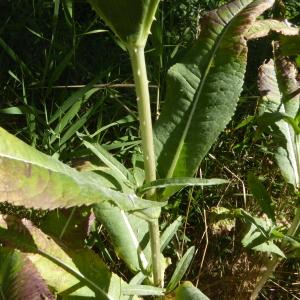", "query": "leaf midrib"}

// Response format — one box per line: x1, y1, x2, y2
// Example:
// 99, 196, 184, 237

166, 9, 240, 178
